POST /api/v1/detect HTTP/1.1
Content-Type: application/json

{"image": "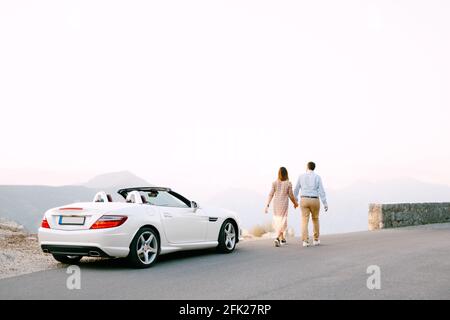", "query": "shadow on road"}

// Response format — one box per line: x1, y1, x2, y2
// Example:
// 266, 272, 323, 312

74, 248, 222, 270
